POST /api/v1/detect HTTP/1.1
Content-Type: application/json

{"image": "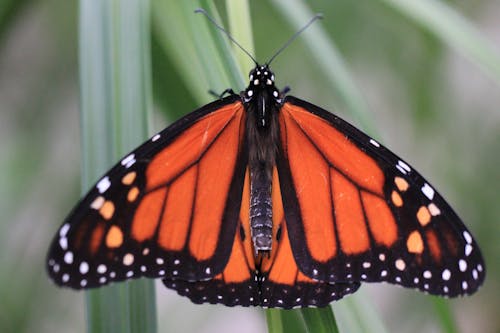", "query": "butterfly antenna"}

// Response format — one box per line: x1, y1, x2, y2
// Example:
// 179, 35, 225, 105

195, 8, 258, 65
267, 13, 323, 65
